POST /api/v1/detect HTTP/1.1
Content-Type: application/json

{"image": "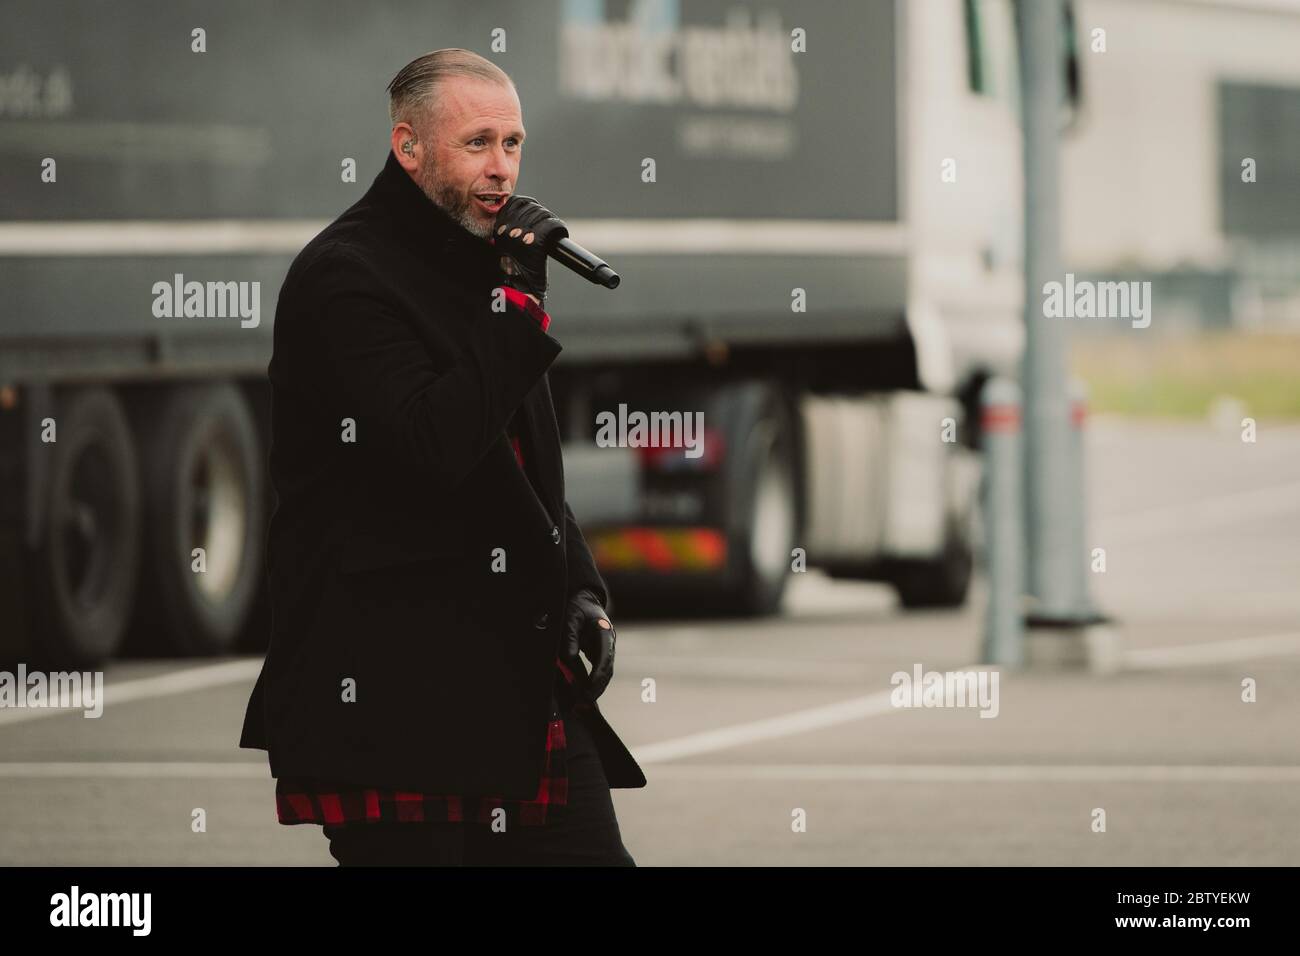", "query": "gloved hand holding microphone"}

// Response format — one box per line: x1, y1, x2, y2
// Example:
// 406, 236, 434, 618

491, 194, 569, 308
